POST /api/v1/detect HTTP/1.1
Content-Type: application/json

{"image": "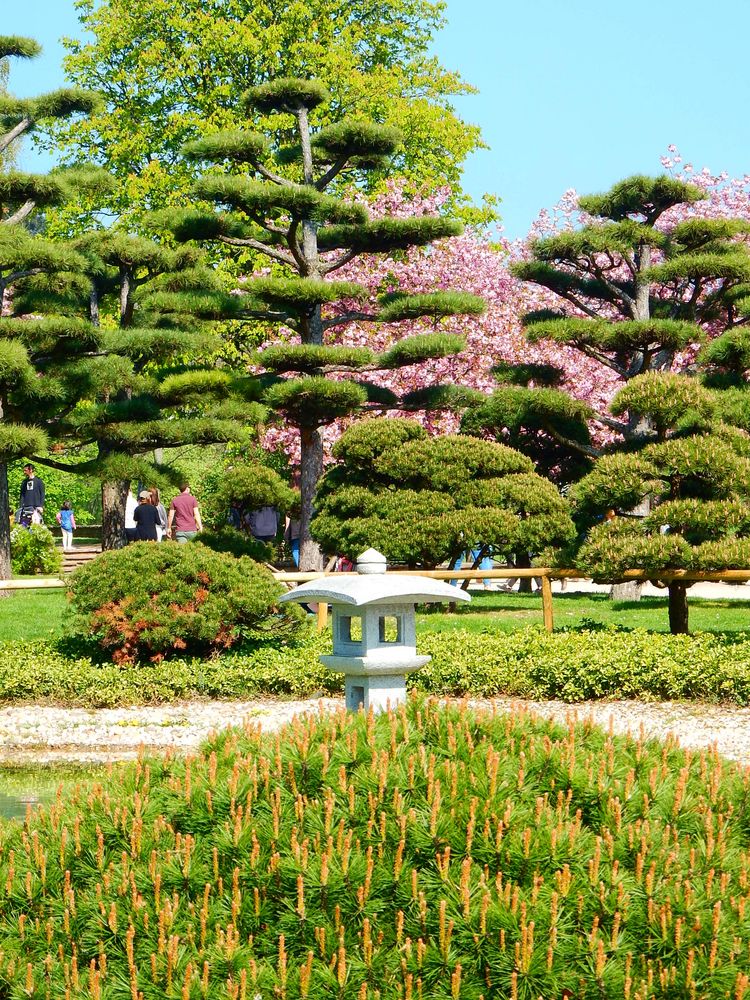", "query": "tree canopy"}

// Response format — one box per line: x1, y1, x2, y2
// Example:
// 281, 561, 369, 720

46, 0, 484, 225
466, 175, 750, 471
155, 77, 484, 568
312, 418, 575, 568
